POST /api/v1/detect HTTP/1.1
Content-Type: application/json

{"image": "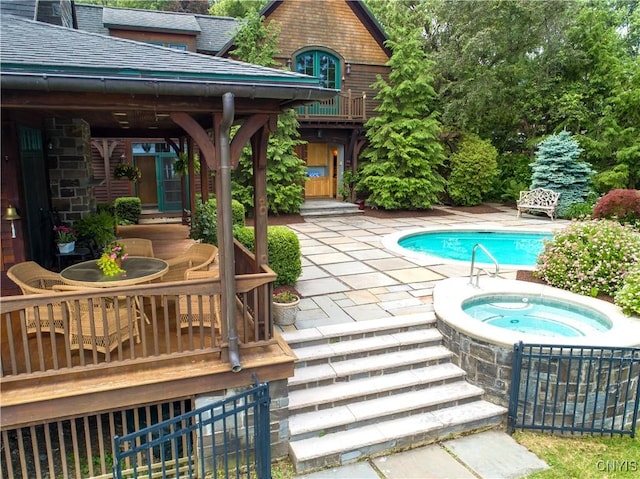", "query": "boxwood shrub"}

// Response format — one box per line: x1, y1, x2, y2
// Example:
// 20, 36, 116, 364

234, 225, 301, 287
114, 197, 142, 225
190, 198, 246, 245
